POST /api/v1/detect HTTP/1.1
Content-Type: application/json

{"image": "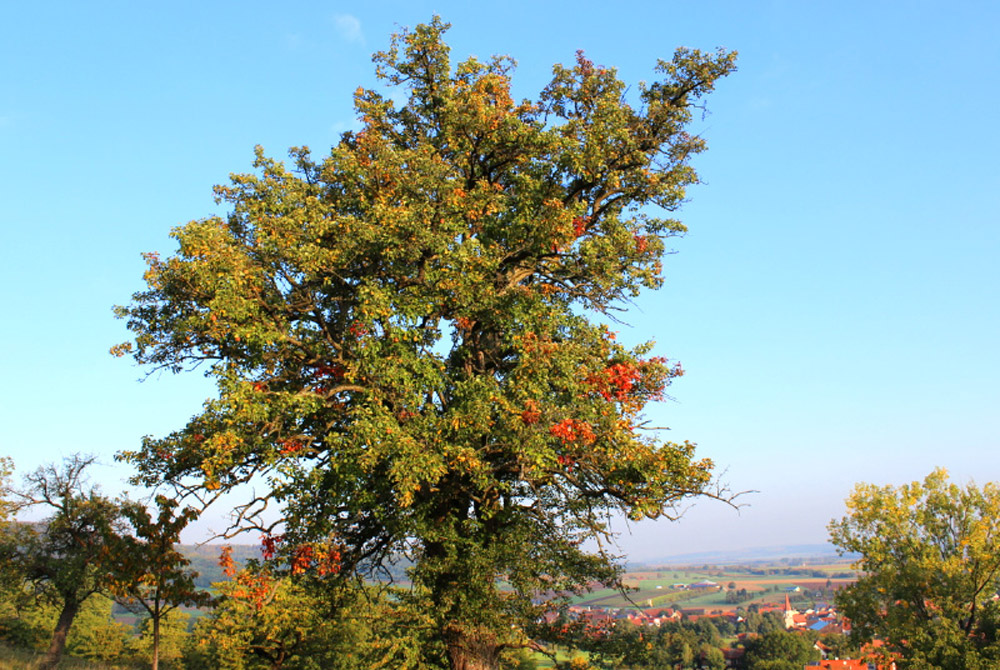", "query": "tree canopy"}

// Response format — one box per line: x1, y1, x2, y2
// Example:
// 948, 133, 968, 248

829, 468, 1000, 669
115, 18, 736, 669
